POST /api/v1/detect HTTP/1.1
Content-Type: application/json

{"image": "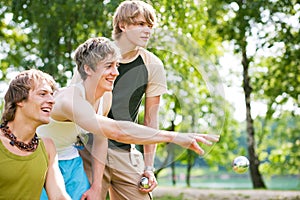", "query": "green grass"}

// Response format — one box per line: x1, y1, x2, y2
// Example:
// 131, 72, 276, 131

156, 167, 300, 190
155, 194, 184, 200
